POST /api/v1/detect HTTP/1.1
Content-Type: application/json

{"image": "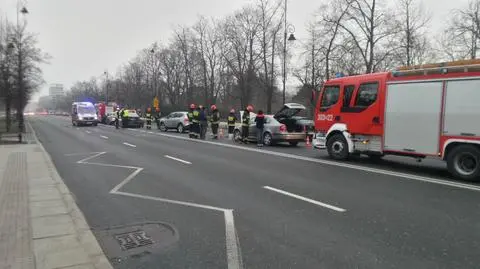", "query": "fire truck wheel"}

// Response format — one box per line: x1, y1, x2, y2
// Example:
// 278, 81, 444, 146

327, 133, 349, 160
447, 145, 480, 181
